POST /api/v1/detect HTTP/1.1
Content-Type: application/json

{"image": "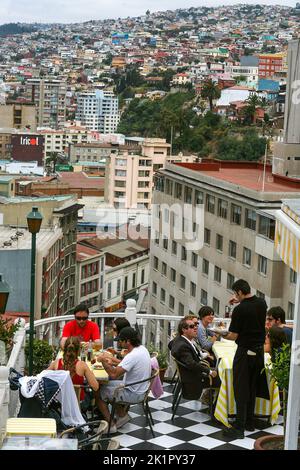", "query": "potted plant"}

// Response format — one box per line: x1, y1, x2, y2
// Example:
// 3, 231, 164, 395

25, 339, 56, 375
254, 343, 298, 450
0, 315, 20, 364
